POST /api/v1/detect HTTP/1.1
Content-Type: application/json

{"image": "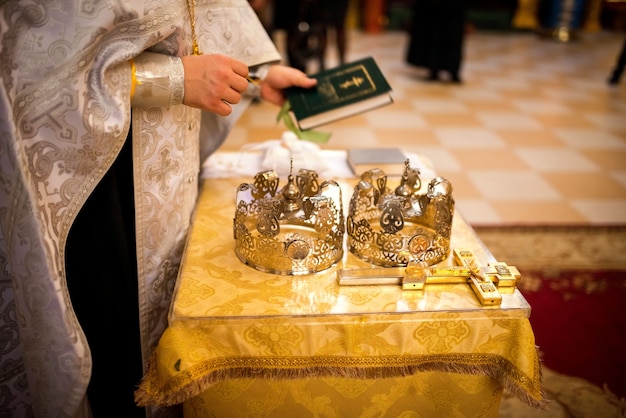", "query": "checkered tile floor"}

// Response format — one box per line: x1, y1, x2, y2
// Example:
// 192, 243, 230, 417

221, 29, 626, 226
